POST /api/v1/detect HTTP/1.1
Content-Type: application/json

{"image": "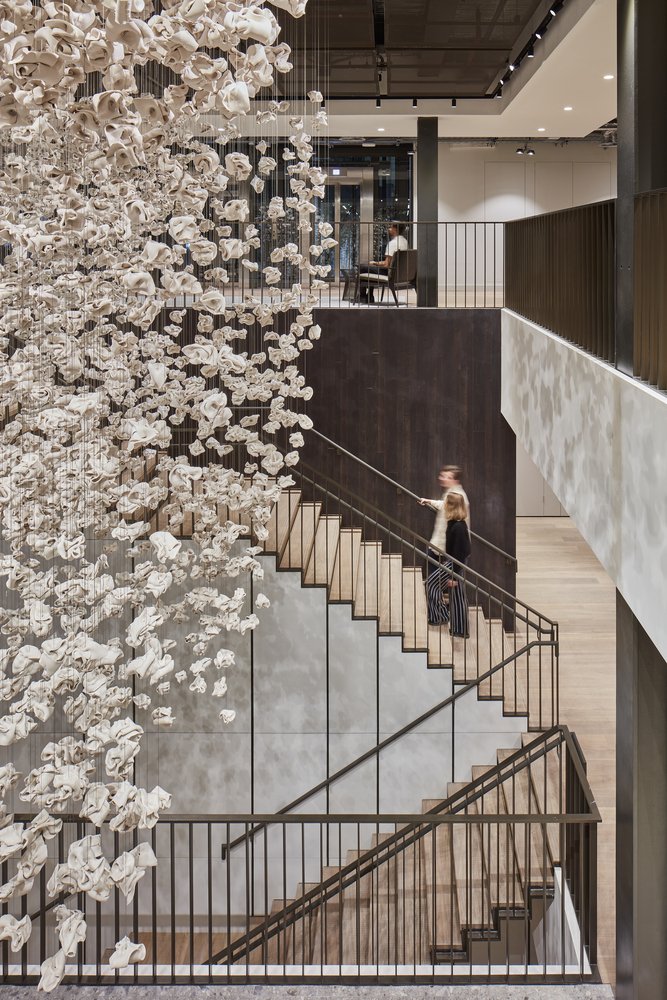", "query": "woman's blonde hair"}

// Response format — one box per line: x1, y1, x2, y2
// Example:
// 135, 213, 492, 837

445, 492, 466, 521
